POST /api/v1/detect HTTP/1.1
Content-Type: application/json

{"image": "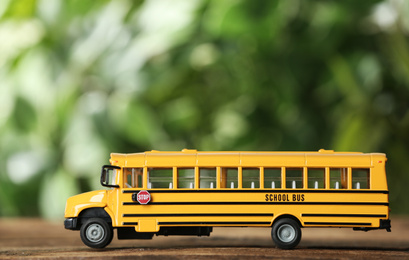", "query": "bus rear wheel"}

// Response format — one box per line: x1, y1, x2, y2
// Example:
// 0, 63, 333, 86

80, 218, 113, 248
271, 218, 301, 249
